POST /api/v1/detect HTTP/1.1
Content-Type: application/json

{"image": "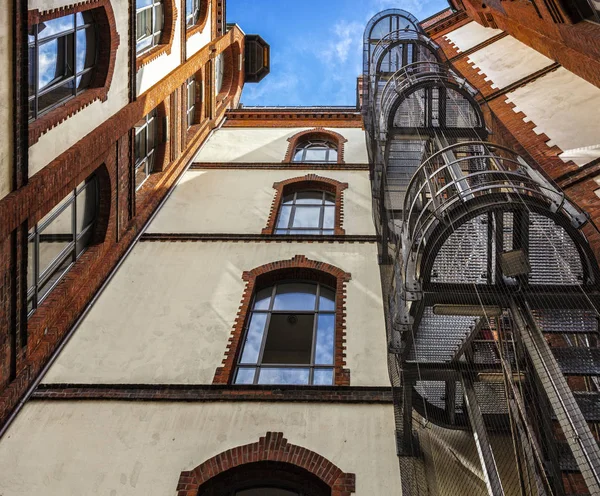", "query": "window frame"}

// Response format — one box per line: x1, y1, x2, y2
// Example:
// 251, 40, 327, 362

186, 76, 196, 129
28, 12, 98, 121
234, 281, 337, 386
274, 190, 336, 236
134, 108, 159, 191
135, 0, 164, 56
27, 174, 98, 316
186, 0, 201, 27
292, 139, 338, 163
